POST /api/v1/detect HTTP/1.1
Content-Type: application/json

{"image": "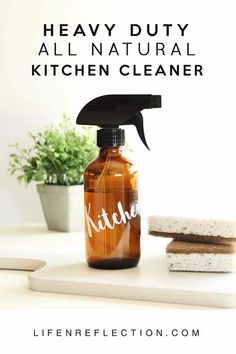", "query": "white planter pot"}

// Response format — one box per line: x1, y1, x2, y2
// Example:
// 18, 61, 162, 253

37, 184, 84, 232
